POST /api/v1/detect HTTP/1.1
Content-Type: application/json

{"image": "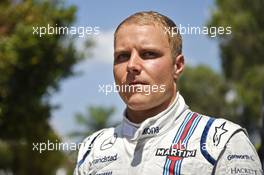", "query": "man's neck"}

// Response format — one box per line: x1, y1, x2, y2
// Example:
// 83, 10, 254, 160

126, 93, 177, 124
